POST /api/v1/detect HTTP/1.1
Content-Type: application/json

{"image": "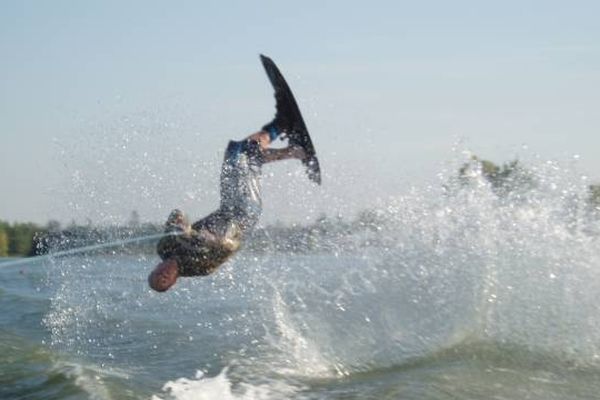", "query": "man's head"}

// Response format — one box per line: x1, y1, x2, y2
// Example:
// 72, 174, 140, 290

148, 258, 179, 292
